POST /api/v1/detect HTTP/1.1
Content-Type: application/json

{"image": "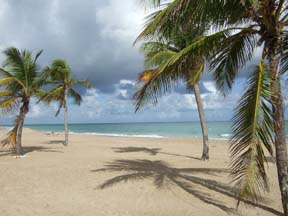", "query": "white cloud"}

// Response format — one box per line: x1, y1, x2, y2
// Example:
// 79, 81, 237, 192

0, 1, 273, 123
202, 81, 217, 94
119, 80, 136, 85
96, 0, 146, 41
